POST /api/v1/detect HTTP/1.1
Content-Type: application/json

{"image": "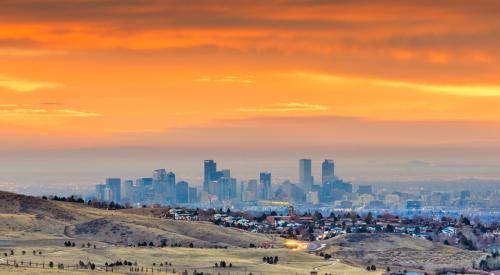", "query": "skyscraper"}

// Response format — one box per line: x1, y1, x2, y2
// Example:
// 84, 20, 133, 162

136, 177, 153, 203
299, 159, 313, 191
105, 178, 121, 203
166, 172, 176, 201
321, 159, 335, 184
218, 177, 231, 201
175, 181, 189, 203
203, 160, 216, 192
95, 184, 106, 201
228, 178, 237, 199
121, 179, 134, 203
244, 179, 258, 201
153, 168, 167, 195
188, 187, 198, 203
259, 172, 271, 200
